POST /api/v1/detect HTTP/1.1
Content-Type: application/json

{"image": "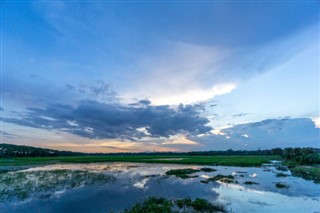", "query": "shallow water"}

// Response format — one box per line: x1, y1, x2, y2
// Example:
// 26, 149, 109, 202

0, 162, 319, 213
